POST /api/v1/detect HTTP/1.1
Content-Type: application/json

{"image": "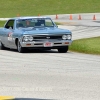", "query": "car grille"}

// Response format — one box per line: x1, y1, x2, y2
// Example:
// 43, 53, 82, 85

33, 35, 62, 40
